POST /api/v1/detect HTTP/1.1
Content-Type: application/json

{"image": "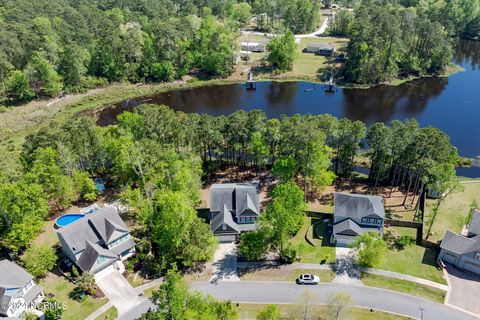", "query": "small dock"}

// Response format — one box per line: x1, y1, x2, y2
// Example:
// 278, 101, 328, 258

325, 75, 336, 93
246, 71, 256, 90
